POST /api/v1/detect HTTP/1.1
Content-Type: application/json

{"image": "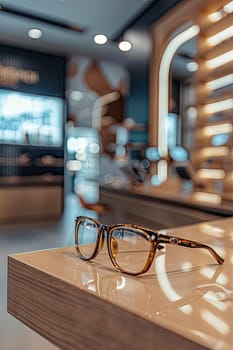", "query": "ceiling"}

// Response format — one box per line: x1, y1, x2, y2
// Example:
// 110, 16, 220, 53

0, 0, 181, 66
